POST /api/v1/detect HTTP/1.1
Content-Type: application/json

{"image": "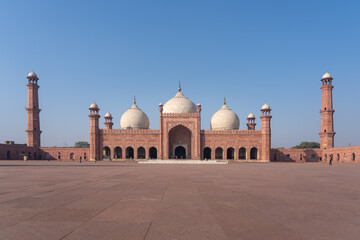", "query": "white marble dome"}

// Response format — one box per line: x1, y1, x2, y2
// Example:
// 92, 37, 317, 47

89, 102, 99, 109
120, 103, 149, 129
163, 92, 197, 114
27, 71, 37, 78
210, 104, 240, 130
248, 113, 255, 118
322, 72, 332, 79
261, 103, 270, 110
104, 112, 112, 118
